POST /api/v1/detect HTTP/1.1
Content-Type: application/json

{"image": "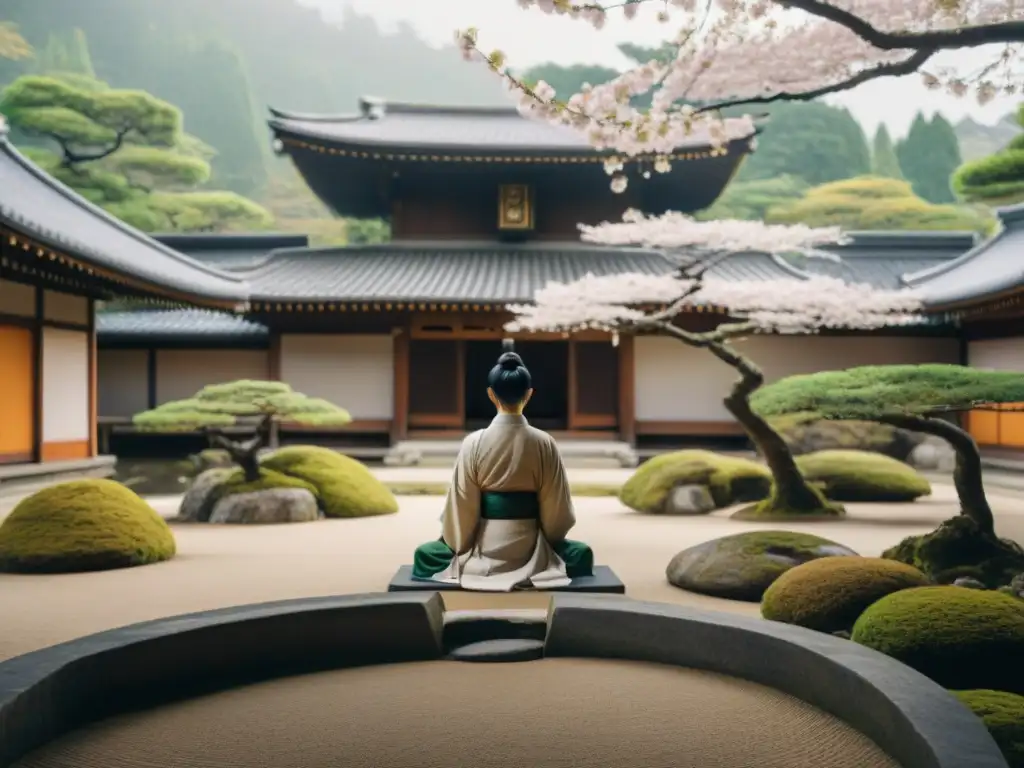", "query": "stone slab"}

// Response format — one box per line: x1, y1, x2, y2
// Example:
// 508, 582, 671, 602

544, 595, 1008, 768
387, 565, 626, 594
446, 638, 545, 662
0, 593, 446, 767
